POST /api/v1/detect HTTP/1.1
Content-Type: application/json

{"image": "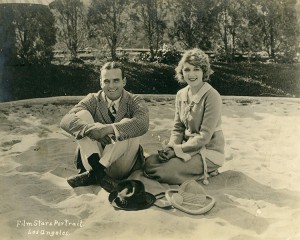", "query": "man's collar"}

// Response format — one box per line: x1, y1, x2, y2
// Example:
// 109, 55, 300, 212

101, 91, 122, 105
